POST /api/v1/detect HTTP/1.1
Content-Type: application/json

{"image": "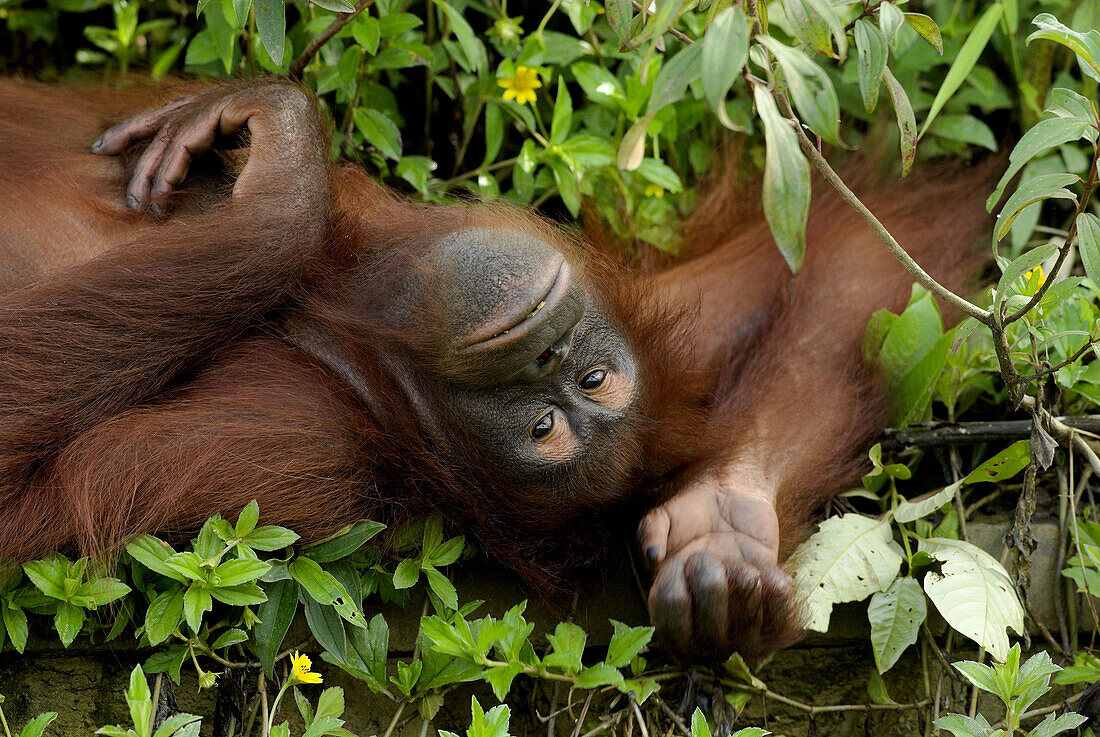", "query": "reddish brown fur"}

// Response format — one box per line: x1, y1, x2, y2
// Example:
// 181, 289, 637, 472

0, 77, 994, 658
